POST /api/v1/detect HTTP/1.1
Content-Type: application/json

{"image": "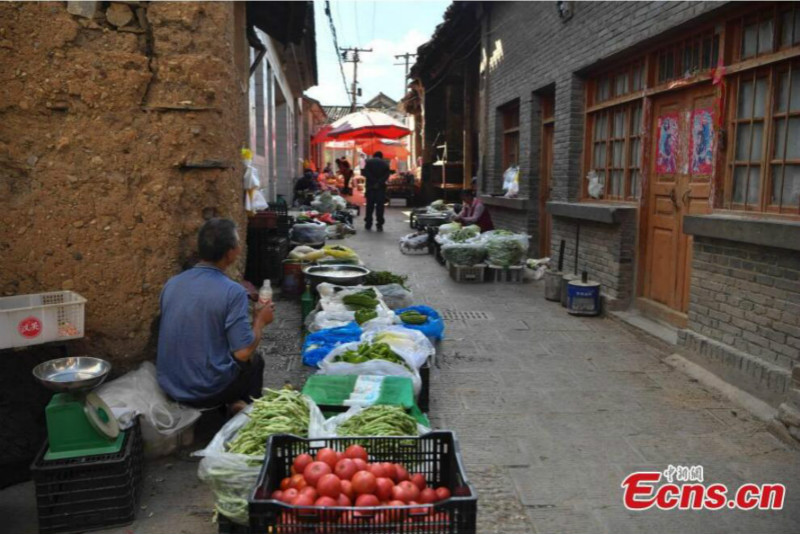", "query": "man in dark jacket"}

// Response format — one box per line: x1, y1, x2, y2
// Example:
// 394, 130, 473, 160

362, 151, 391, 231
